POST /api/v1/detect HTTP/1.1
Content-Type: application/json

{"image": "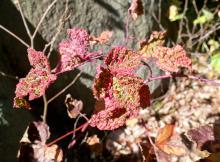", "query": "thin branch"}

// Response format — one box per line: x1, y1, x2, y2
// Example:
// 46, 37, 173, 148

125, 10, 131, 41
177, 0, 188, 43
0, 25, 29, 48
141, 60, 153, 78
189, 75, 220, 86
140, 120, 160, 161
144, 73, 220, 87
44, 0, 70, 58
158, 0, 162, 23
72, 113, 88, 139
0, 71, 19, 80
42, 94, 48, 122
48, 72, 82, 104
192, 24, 220, 46
137, 143, 146, 162
151, 12, 165, 31
17, 0, 32, 39
47, 122, 88, 147
32, 0, 58, 40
